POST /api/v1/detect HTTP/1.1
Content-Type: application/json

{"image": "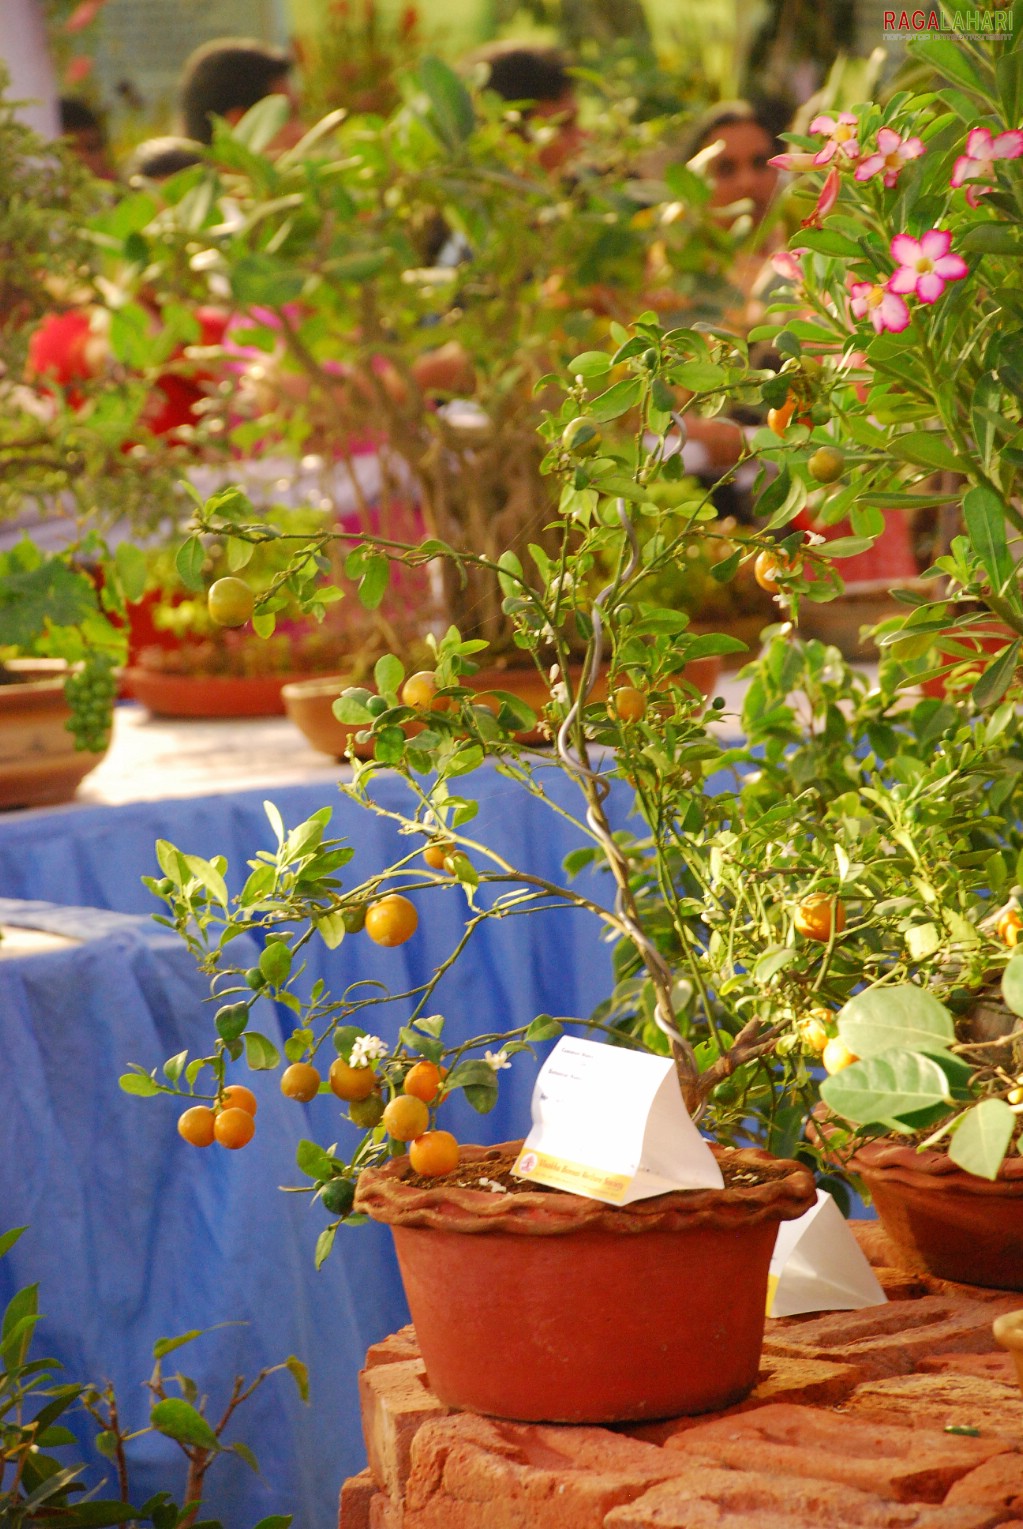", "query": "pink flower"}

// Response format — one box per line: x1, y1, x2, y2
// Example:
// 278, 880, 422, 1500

950, 125, 1023, 207
64, 0, 106, 31
855, 127, 925, 187
63, 55, 94, 84
888, 229, 969, 304
801, 167, 840, 229
771, 248, 808, 283
850, 280, 910, 334
768, 149, 818, 173
809, 112, 860, 165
